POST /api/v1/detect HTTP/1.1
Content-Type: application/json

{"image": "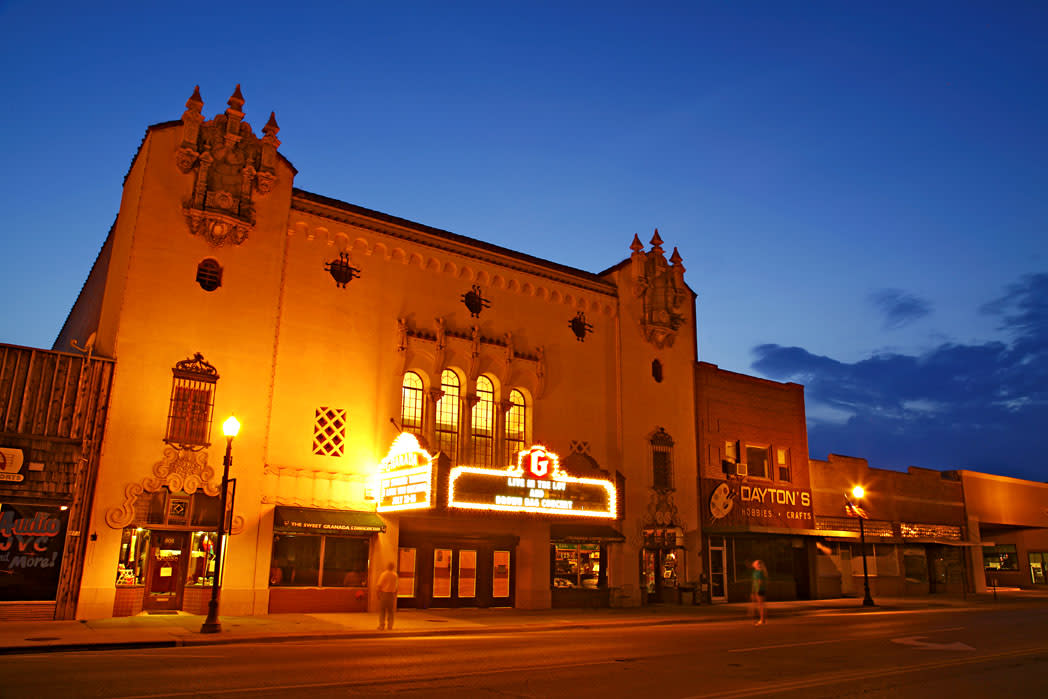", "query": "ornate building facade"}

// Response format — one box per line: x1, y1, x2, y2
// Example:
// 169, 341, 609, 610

55, 86, 700, 618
